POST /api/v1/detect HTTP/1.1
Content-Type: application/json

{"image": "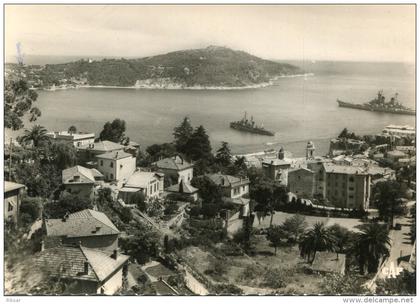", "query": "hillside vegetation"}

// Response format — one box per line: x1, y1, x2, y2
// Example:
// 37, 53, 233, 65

41, 46, 302, 88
